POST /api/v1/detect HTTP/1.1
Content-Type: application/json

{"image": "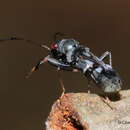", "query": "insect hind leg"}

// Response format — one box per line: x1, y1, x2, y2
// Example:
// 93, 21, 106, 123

99, 51, 112, 66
